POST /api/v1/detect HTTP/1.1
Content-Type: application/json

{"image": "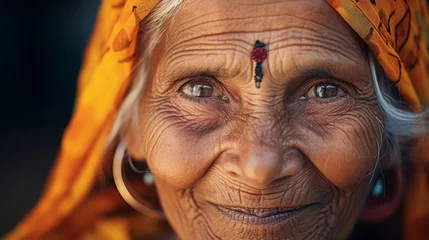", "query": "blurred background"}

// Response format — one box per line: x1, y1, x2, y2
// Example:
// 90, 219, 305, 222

1, 0, 428, 238
0, 0, 100, 234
